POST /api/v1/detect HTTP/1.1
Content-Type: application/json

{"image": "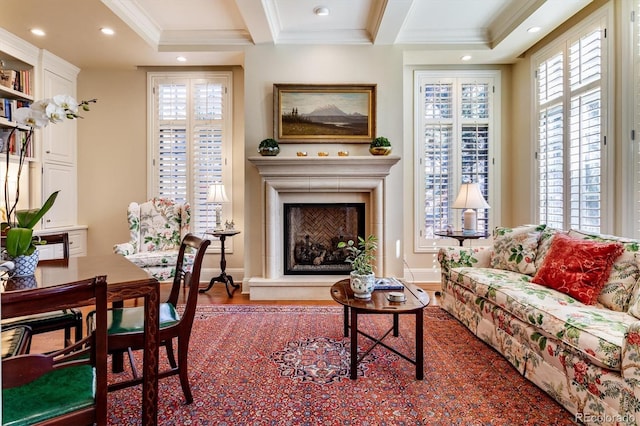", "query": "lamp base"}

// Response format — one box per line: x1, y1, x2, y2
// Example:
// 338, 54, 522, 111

462, 208, 477, 234
214, 208, 223, 231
